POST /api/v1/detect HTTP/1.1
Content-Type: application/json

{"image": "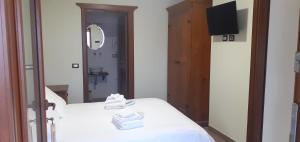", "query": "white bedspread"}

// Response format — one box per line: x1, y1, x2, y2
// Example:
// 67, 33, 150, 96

57, 98, 214, 142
